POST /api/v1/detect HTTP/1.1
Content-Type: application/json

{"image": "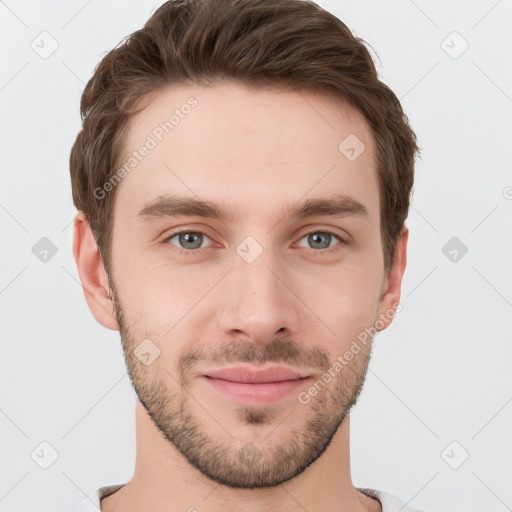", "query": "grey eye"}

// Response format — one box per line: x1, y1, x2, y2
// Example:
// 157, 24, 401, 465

297, 231, 342, 250
169, 232, 210, 250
